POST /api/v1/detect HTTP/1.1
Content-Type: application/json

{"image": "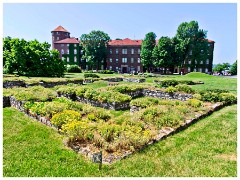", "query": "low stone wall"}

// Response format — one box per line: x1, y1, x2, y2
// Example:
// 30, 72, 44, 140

122, 78, 145, 83
102, 77, 123, 82
5, 96, 56, 129
4, 80, 84, 88
124, 90, 143, 98
3, 81, 26, 88
76, 96, 130, 110
142, 89, 193, 101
